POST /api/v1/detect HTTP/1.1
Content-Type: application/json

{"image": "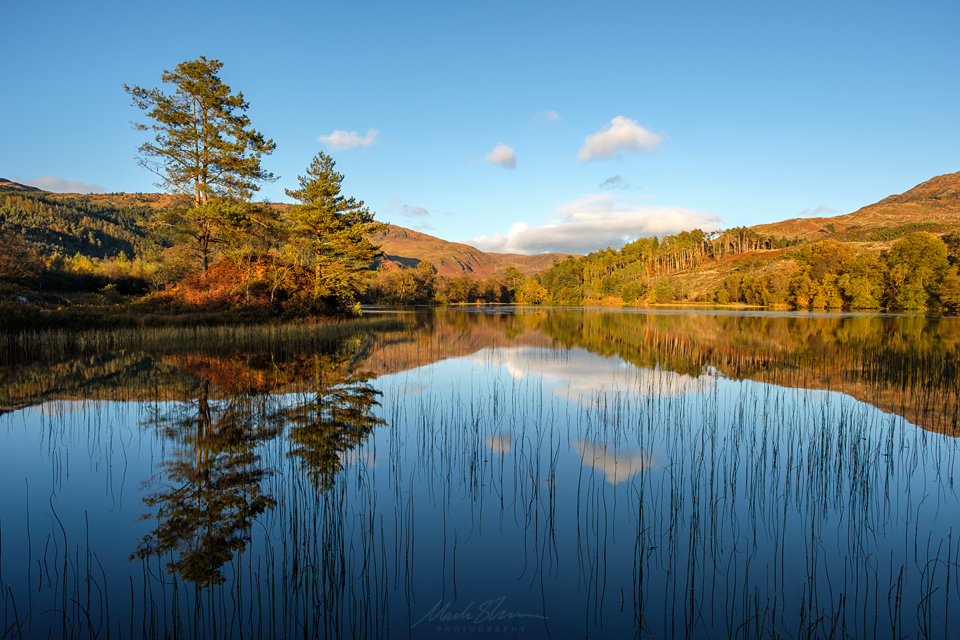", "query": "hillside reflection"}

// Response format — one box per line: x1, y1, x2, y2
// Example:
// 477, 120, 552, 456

3, 309, 960, 437
366, 309, 960, 435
